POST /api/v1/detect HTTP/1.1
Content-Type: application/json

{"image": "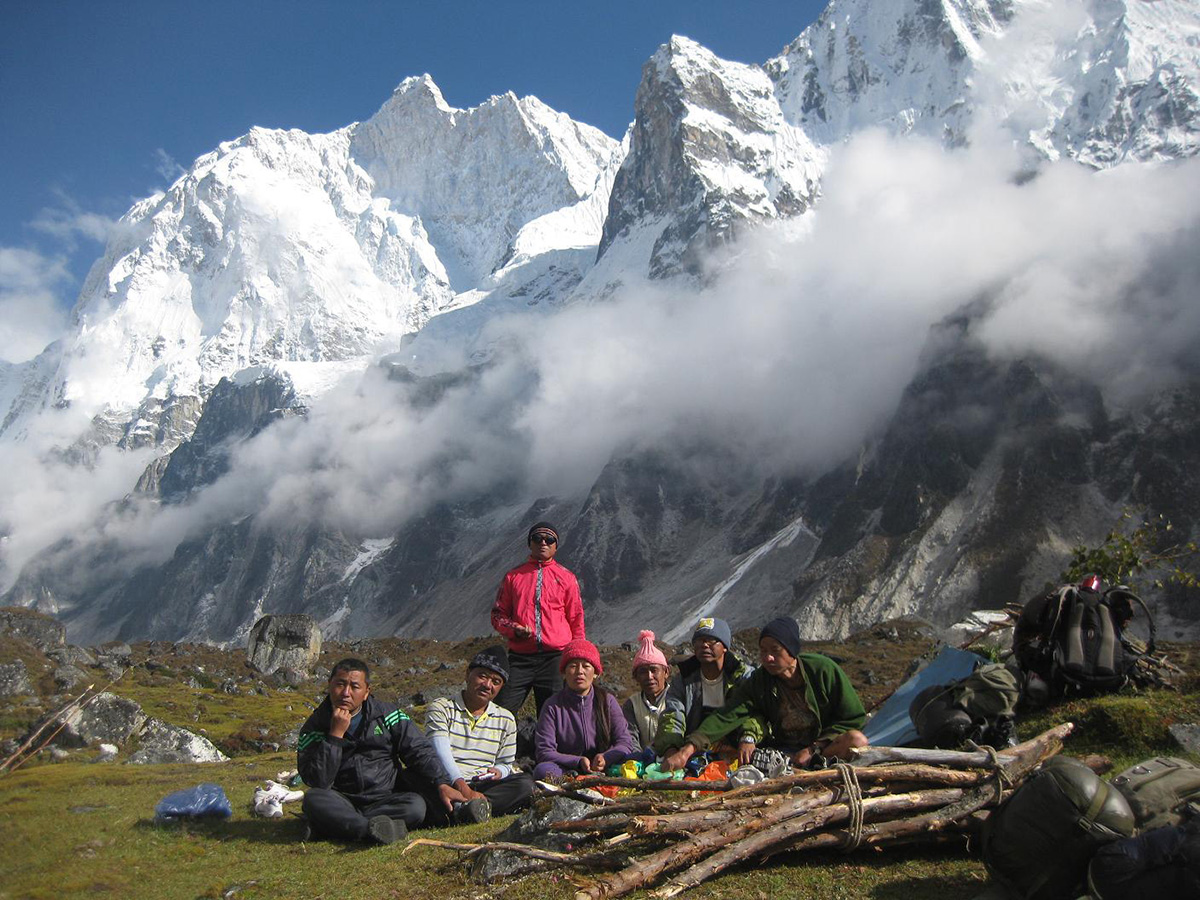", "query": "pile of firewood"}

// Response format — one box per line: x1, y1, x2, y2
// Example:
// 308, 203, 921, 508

408, 723, 1084, 898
